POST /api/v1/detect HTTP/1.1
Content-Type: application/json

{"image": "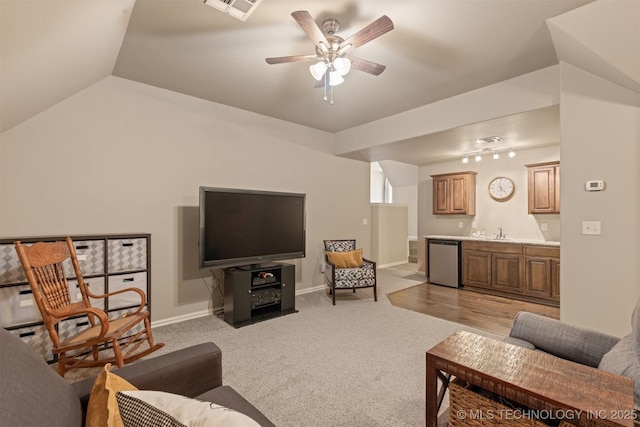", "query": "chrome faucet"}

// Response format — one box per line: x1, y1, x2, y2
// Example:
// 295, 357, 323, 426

496, 227, 507, 240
